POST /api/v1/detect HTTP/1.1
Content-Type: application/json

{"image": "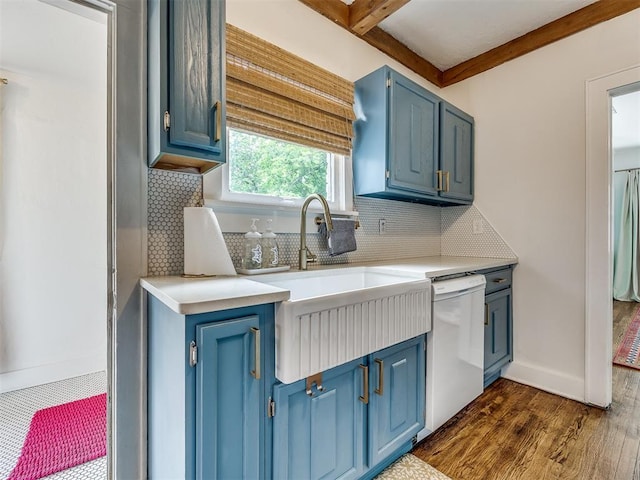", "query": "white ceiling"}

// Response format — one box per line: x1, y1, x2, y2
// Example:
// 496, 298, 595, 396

612, 90, 640, 150
342, 0, 598, 70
